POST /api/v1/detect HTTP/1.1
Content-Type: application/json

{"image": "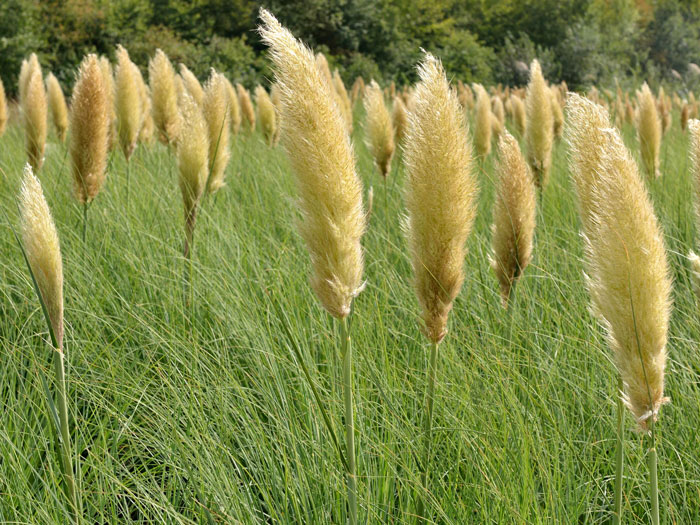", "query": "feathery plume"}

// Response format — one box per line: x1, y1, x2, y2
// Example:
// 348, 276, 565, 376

179, 64, 204, 106
70, 54, 110, 204
23, 67, 47, 172
490, 131, 536, 307
149, 49, 181, 144
19, 53, 41, 107
255, 84, 277, 147
315, 52, 333, 86
405, 54, 478, 343
258, 8, 365, 319
19, 164, 64, 348
525, 59, 554, 189
550, 86, 564, 139
224, 76, 241, 135
333, 70, 353, 133
351, 76, 365, 104
636, 83, 661, 179
364, 80, 395, 177
392, 95, 408, 146
46, 73, 68, 143
114, 45, 143, 160
237, 83, 256, 132
681, 102, 690, 131
511, 94, 526, 136
98, 56, 117, 152
177, 92, 209, 258
138, 84, 155, 144
473, 84, 492, 157
202, 71, 231, 193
